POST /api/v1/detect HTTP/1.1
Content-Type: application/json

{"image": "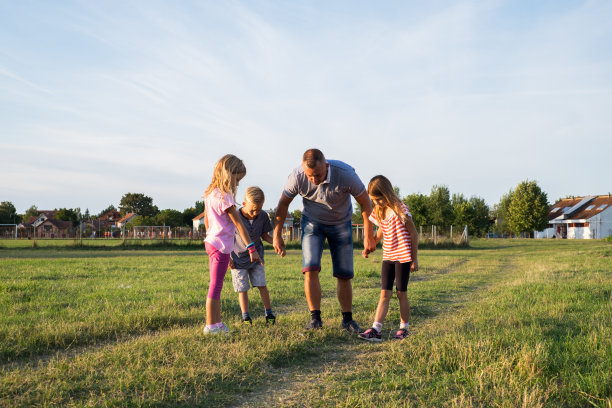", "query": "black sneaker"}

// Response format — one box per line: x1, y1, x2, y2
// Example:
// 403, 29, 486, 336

358, 328, 382, 342
265, 313, 276, 325
242, 317, 252, 326
305, 318, 323, 330
393, 328, 410, 340
341, 319, 361, 334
